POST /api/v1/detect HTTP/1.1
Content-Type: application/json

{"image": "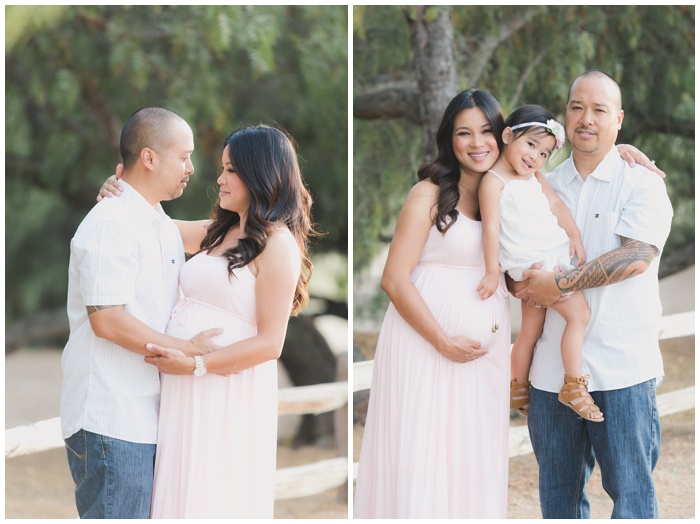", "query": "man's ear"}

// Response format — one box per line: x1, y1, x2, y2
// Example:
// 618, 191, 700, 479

140, 148, 157, 171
